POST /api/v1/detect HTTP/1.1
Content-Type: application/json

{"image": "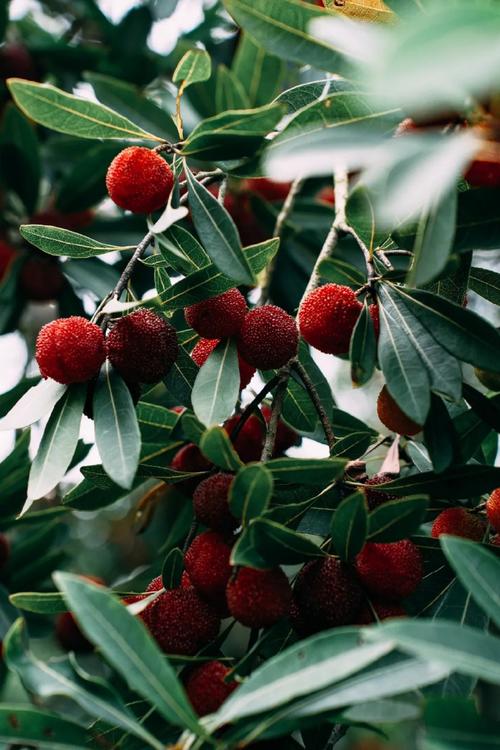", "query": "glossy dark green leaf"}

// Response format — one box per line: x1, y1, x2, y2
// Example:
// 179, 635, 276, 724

159, 224, 211, 275
56, 142, 122, 212
186, 166, 255, 285
199, 426, 242, 471
423, 697, 500, 750
359, 465, 500, 499
216, 64, 250, 113
318, 257, 366, 288
251, 518, 324, 566
267, 457, 346, 486
423, 395, 457, 473
20, 224, 134, 258
282, 341, 334, 435
192, 338, 240, 427
0, 706, 92, 748
232, 33, 285, 107
368, 495, 428, 542
229, 463, 273, 524
469, 266, 500, 305
331, 491, 368, 561
163, 344, 199, 407
462, 384, 500, 433
350, 301, 376, 386
94, 362, 141, 489
0, 104, 40, 213
407, 188, 457, 287
161, 547, 184, 590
